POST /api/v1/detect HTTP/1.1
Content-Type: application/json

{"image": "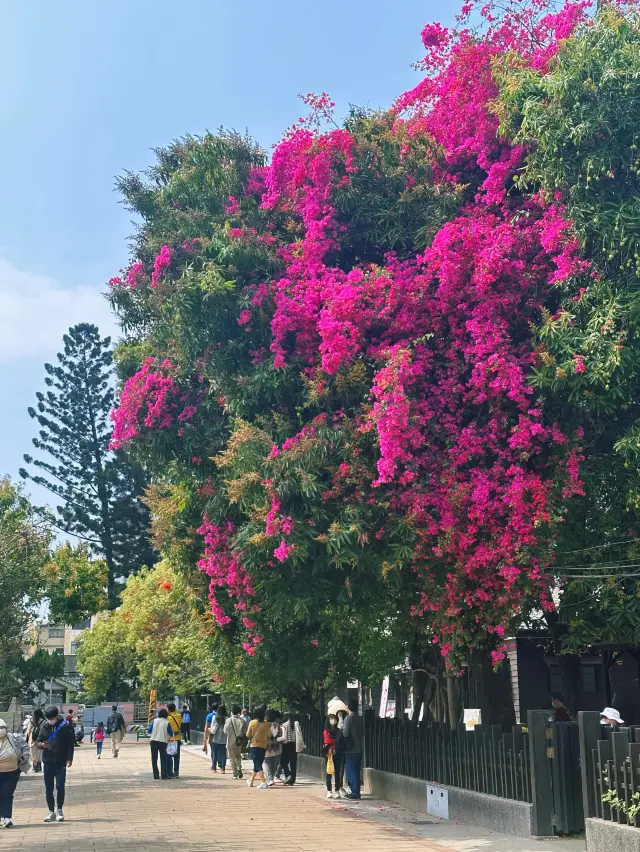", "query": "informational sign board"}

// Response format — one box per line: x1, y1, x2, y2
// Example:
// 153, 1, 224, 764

385, 700, 396, 718
148, 689, 157, 724
379, 676, 390, 717
463, 708, 481, 730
